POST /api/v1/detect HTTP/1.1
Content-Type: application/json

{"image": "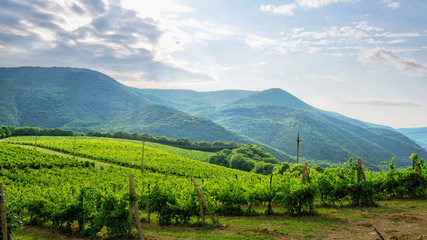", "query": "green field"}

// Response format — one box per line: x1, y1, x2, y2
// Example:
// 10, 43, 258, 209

0, 136, 426, 239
